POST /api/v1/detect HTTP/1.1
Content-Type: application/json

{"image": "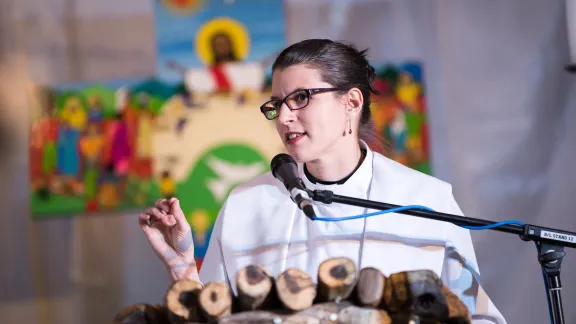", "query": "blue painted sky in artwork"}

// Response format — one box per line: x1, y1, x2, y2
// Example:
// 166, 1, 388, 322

154, 0, 286, 85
